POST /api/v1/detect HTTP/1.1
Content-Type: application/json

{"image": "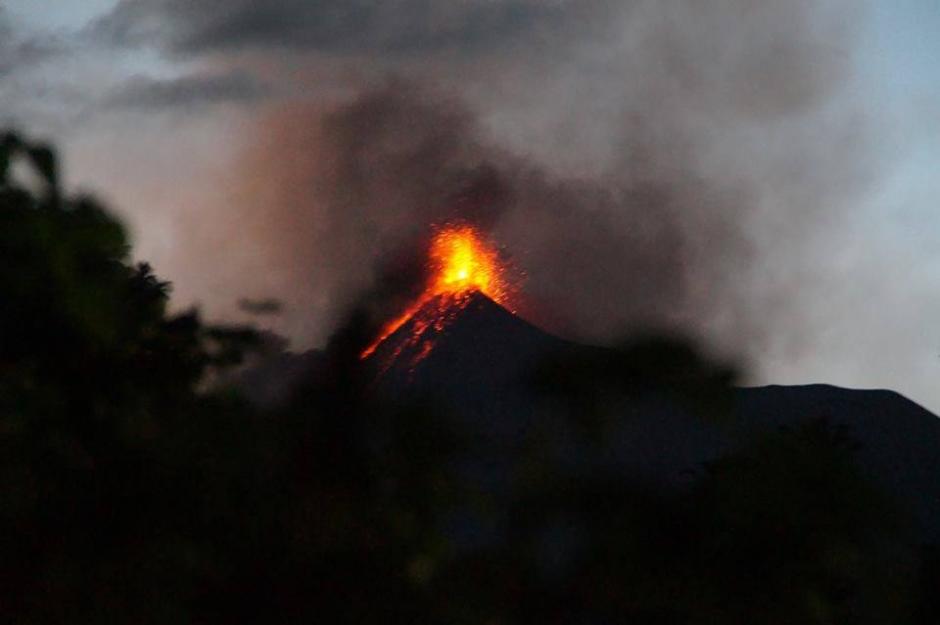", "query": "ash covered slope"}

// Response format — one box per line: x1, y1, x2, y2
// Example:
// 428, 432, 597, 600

369, 292, 940, 545
369, 291, 731, 485
370, 291, 570, 409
